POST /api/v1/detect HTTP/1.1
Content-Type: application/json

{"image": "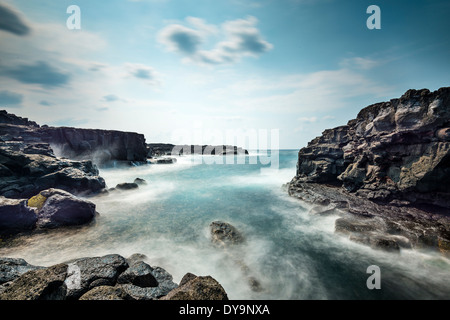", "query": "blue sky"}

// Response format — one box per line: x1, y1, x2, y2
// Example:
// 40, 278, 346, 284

0, 0, 449, 148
